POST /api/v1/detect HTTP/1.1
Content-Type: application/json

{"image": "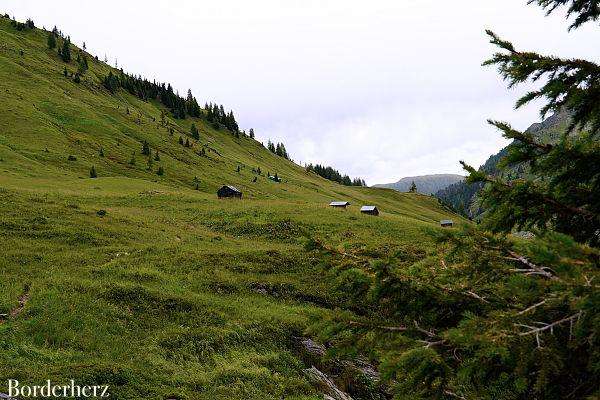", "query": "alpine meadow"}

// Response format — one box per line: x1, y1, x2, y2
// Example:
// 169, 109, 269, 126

0, 1, 599, 400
